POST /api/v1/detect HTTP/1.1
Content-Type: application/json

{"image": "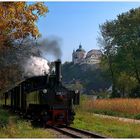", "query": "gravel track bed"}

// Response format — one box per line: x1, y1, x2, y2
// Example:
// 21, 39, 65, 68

46, 128, 71, 138
60, 127, 91, 138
